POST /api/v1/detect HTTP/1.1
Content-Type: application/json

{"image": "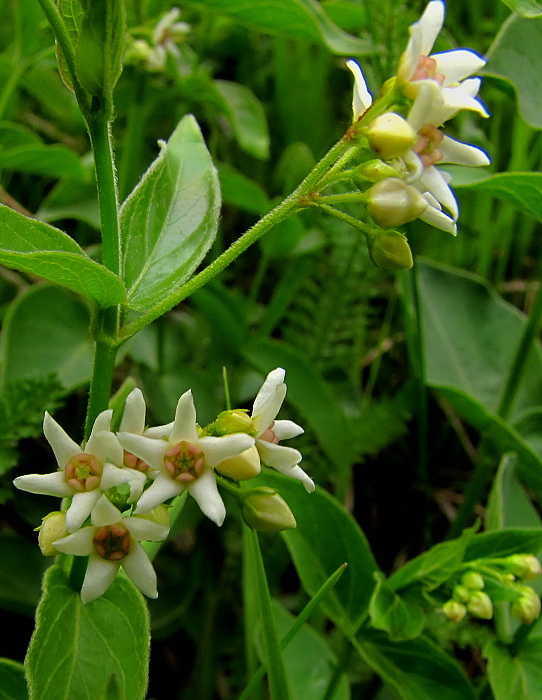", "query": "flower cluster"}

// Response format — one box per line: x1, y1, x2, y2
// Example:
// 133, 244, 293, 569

14, 368, 312, 603
124, 7, 190, 72
346, 0, 489, 238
